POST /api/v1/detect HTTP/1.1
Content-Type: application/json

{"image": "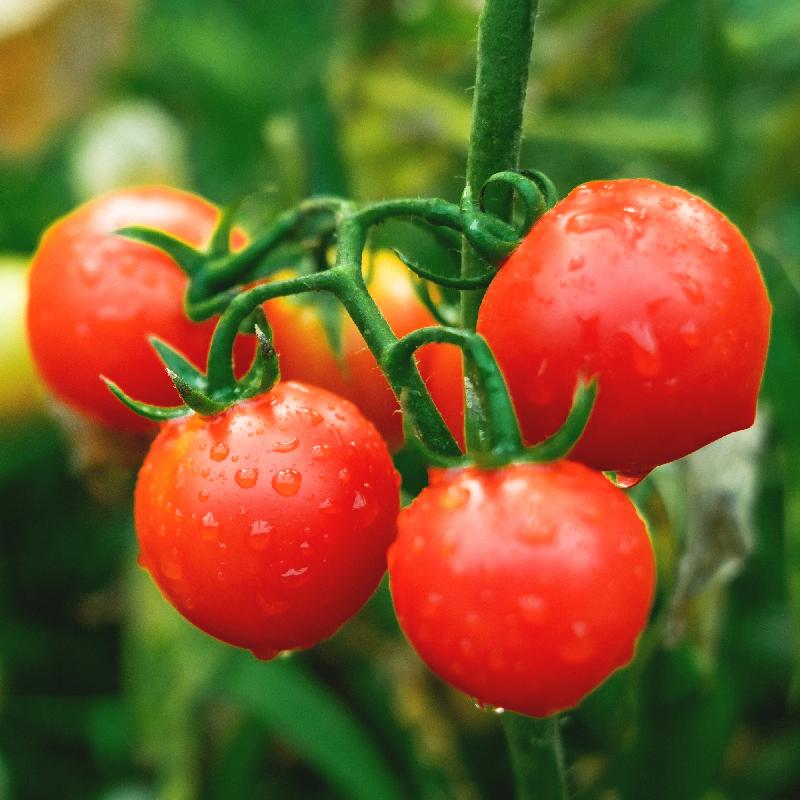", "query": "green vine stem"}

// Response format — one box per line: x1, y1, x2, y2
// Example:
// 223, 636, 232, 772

459, 3, 570, 798
460, 0, 539, 496
461, 0, 539, 327
502, 714, 568, 800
